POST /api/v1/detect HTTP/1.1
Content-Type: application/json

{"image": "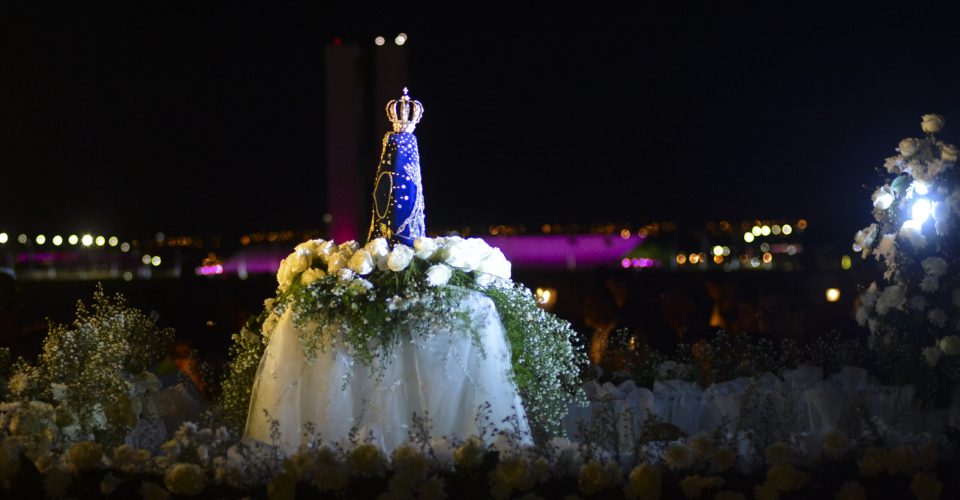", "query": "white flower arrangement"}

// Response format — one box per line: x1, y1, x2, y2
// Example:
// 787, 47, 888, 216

221, 236, 584, 435
3, 286, 174, 451
853, 114, 960, 398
